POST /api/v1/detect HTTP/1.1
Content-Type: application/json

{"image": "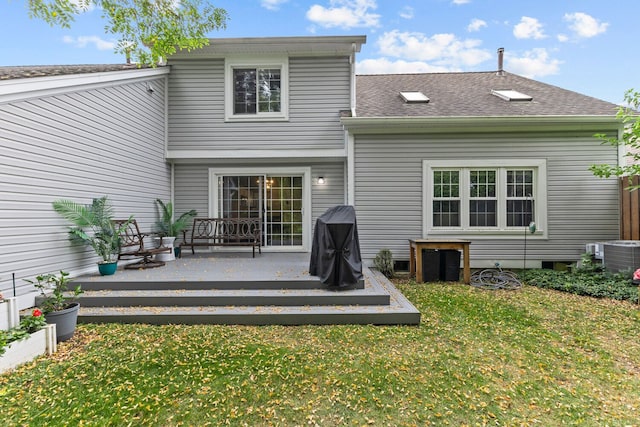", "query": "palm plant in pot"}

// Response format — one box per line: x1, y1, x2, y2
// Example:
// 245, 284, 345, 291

52, 196, 134, 275
155, 199, 197, 261
26, 271, 83, 342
